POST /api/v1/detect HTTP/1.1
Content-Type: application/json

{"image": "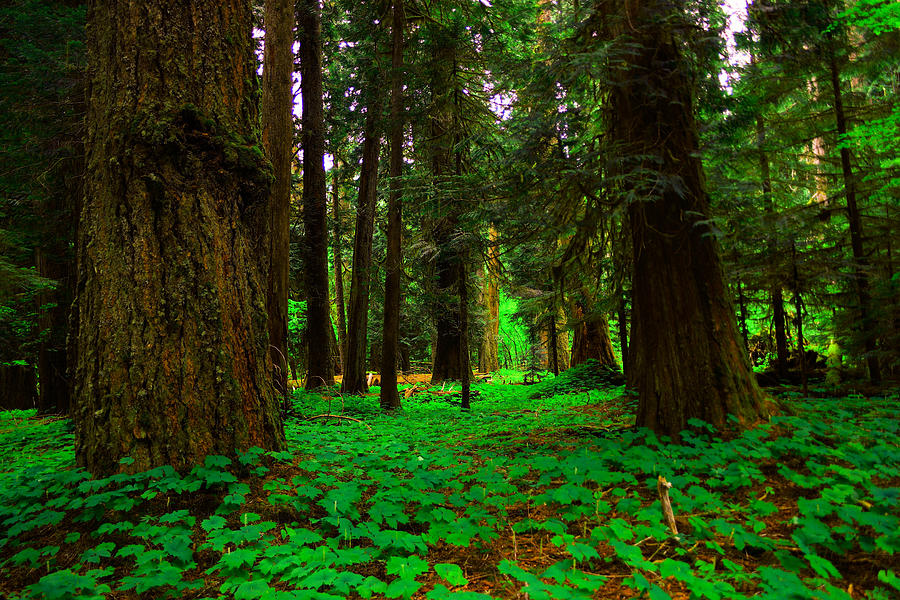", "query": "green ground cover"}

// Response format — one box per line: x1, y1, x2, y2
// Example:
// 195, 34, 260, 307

1, 379, 898, 599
